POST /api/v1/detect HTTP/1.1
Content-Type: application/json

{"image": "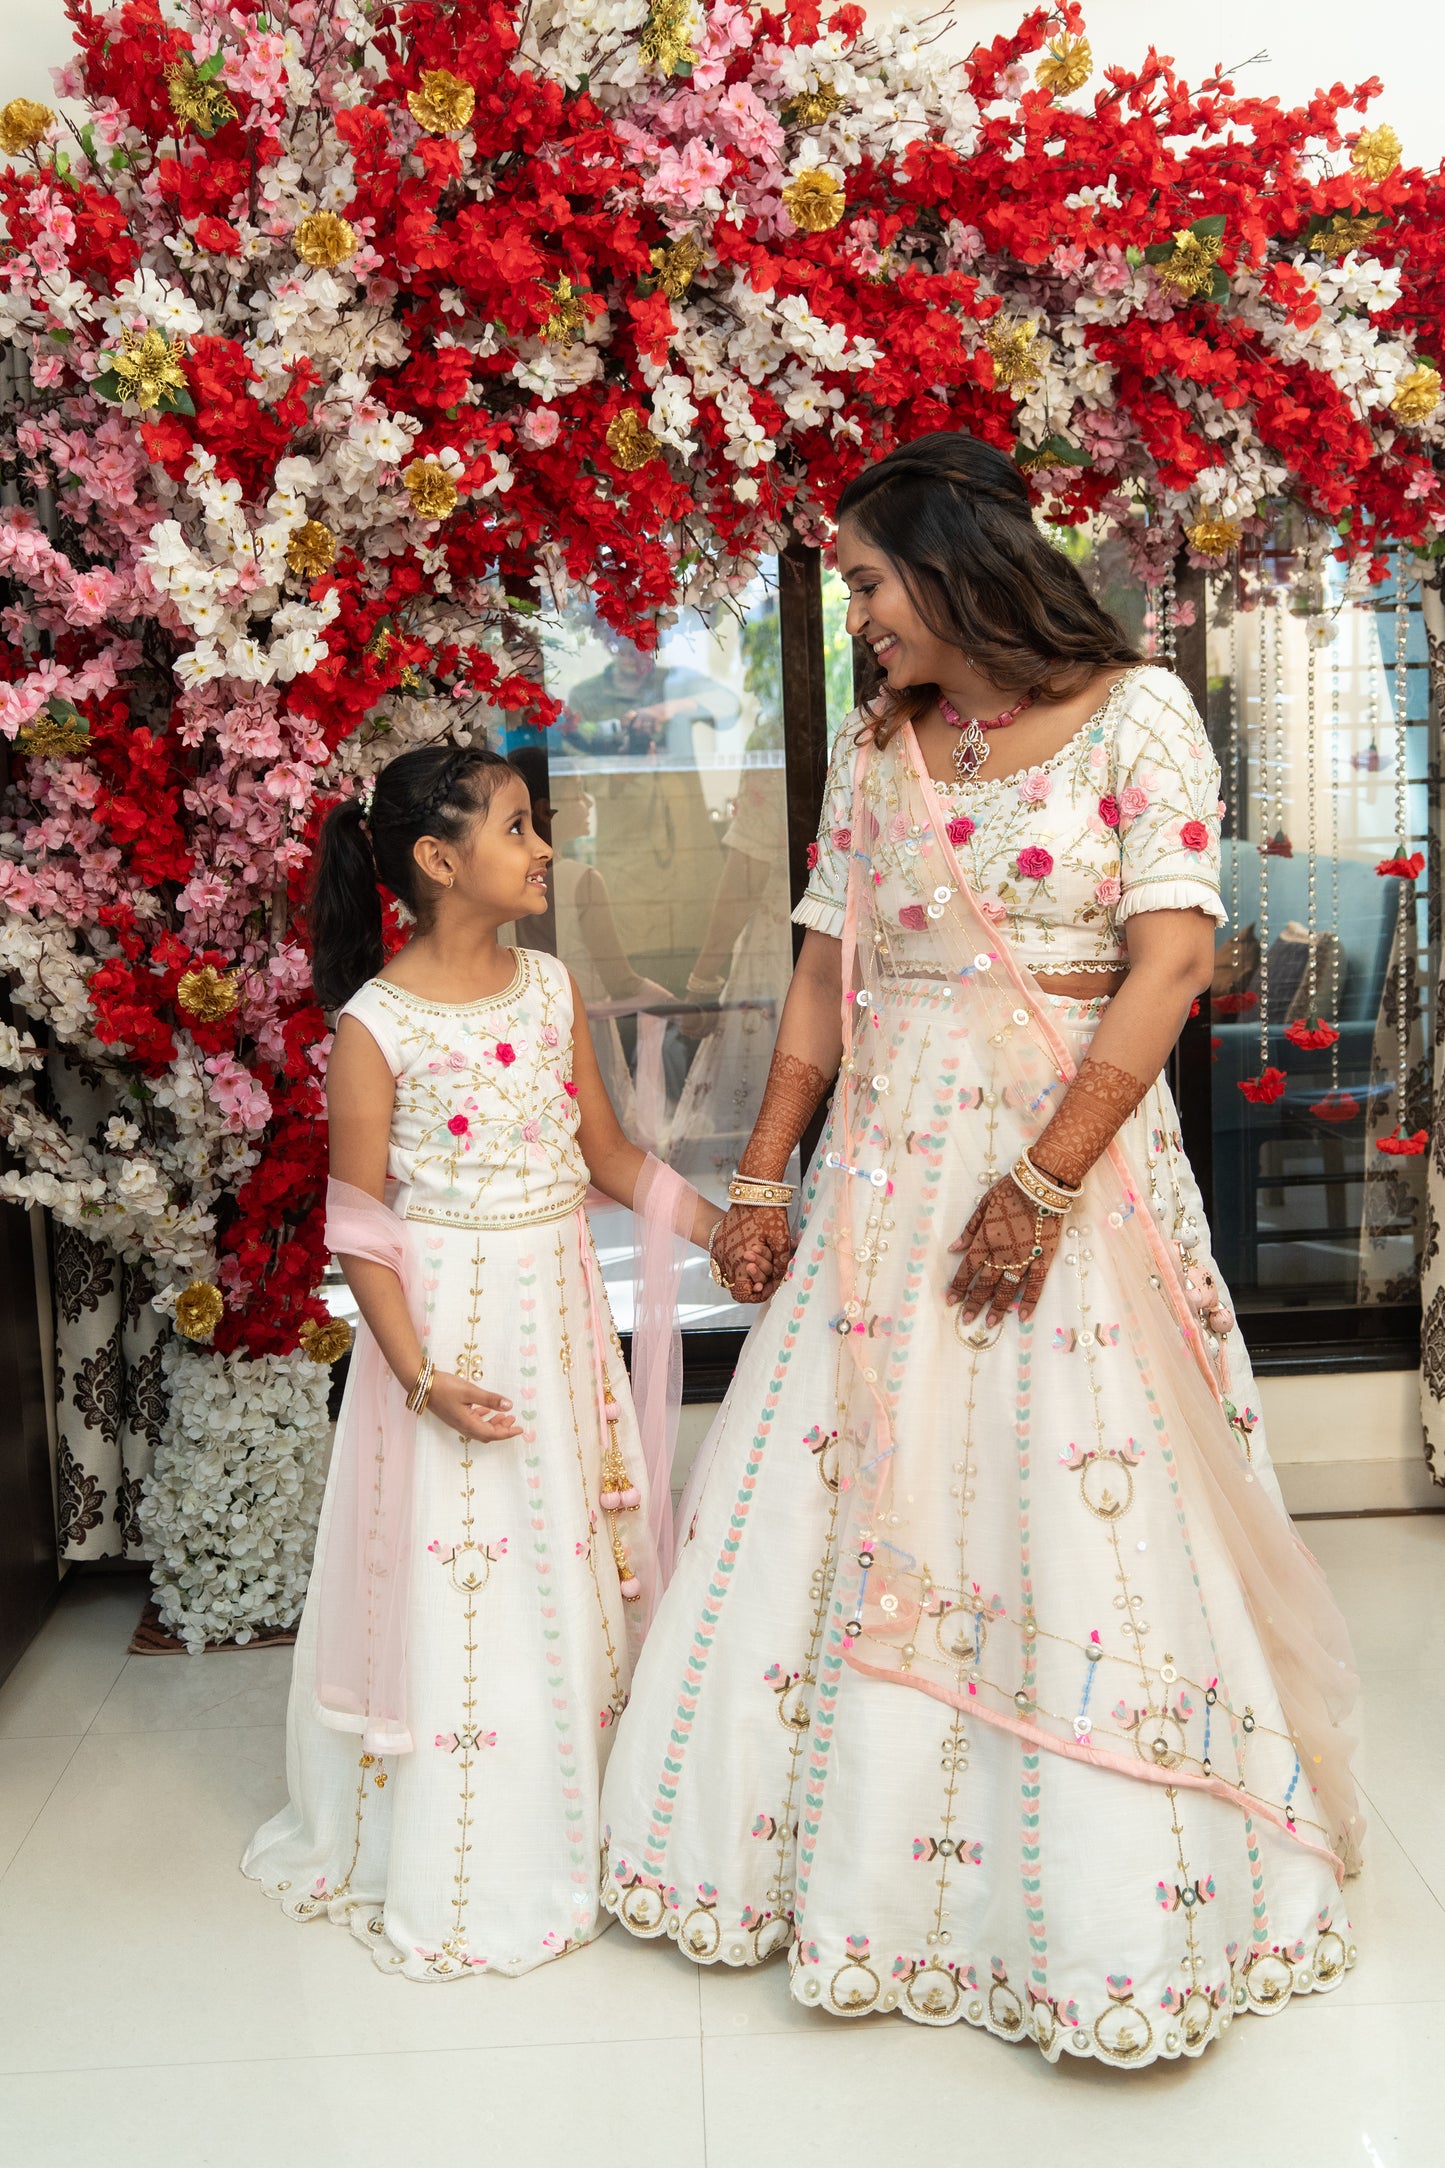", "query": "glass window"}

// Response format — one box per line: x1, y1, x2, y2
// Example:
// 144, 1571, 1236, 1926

510, 564, 804, 1335
1205, 553, 1430, 1323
